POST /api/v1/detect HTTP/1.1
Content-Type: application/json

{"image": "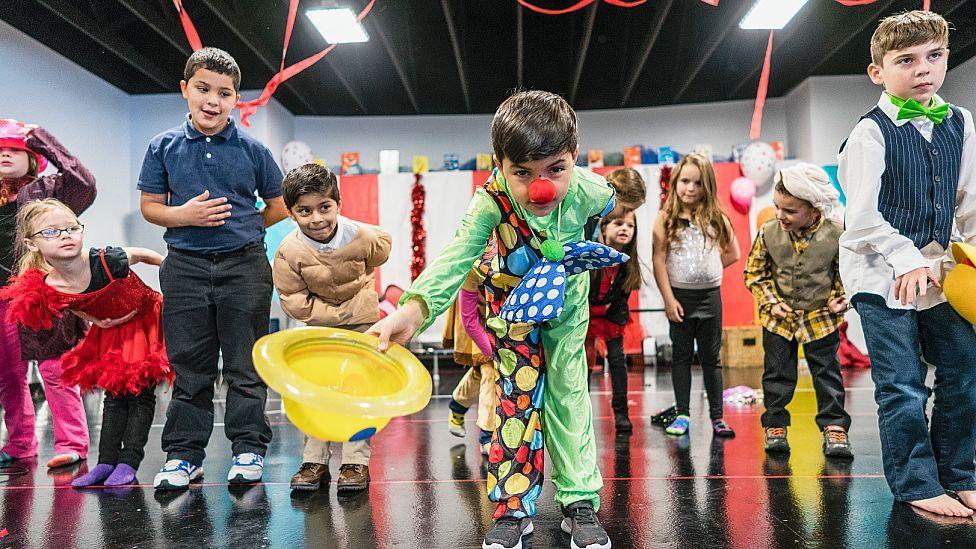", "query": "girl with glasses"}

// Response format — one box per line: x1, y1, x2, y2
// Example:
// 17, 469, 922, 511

0, 198, 173, 487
